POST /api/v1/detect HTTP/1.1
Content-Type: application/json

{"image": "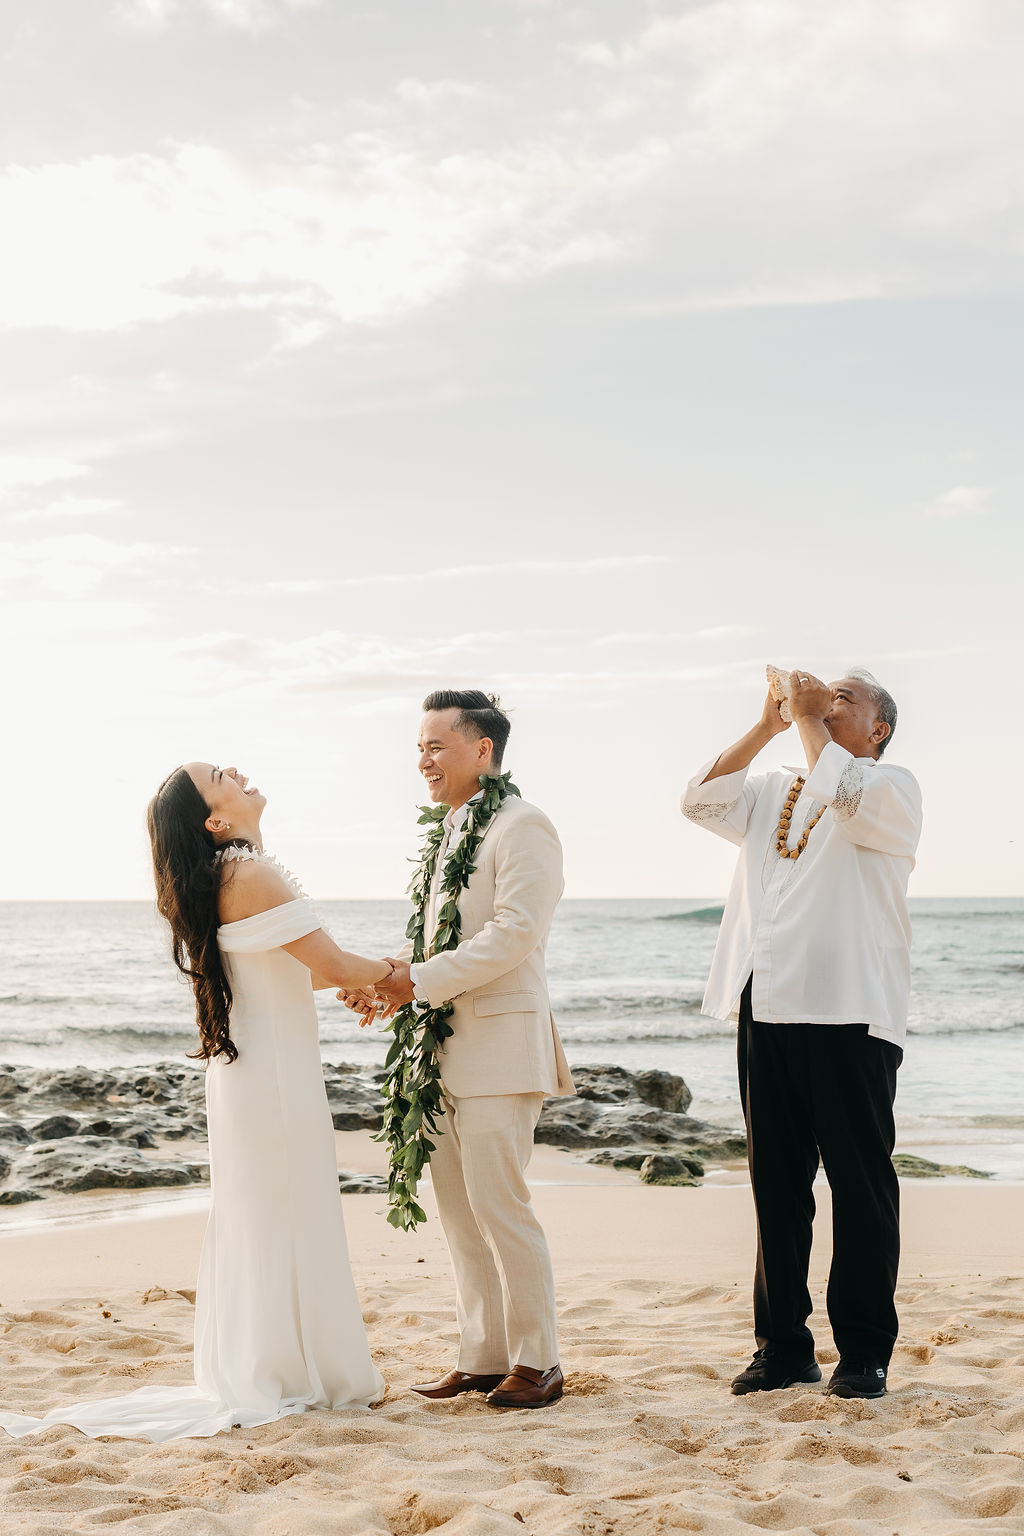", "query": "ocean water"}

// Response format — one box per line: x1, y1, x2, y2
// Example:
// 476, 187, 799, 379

1, 898, 1022, 1175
